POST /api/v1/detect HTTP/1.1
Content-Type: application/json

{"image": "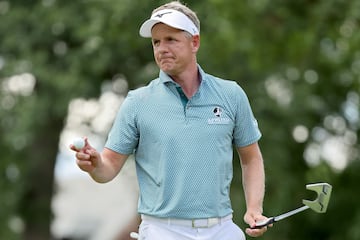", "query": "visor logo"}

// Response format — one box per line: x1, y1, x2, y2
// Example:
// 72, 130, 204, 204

154, 11, 172, 18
